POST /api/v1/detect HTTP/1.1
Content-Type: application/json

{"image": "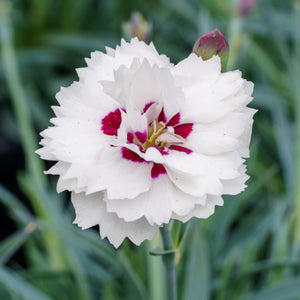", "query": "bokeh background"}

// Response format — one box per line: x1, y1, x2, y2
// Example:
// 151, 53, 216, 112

1, 0, 300, 299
